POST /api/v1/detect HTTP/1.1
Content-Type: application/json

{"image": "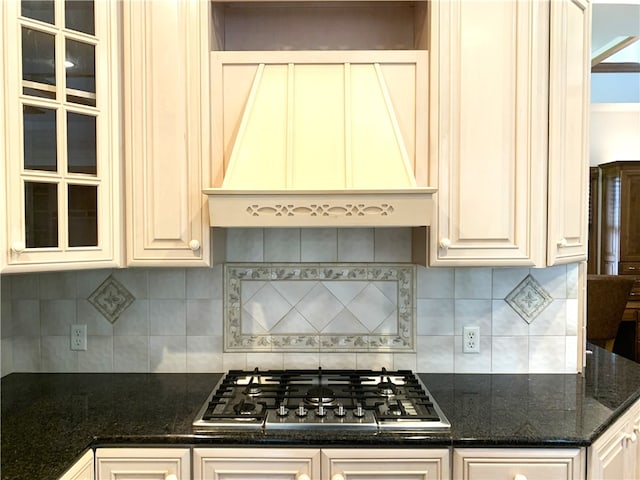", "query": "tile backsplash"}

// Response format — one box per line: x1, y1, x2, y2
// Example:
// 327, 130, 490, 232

225, 263, 414, 352
0, 228, 579, 376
